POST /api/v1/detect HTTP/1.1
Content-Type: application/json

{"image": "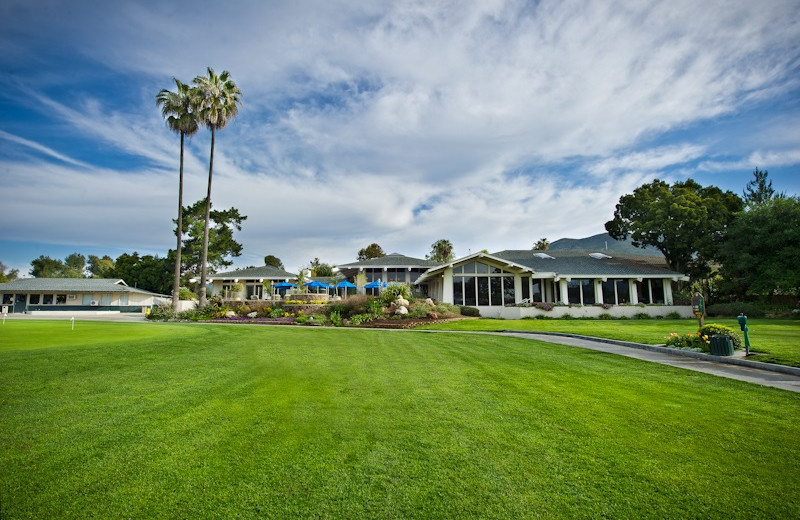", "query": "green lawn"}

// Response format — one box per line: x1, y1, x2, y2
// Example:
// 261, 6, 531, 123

1, 321, 799, 518
419, 318, 800, 367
